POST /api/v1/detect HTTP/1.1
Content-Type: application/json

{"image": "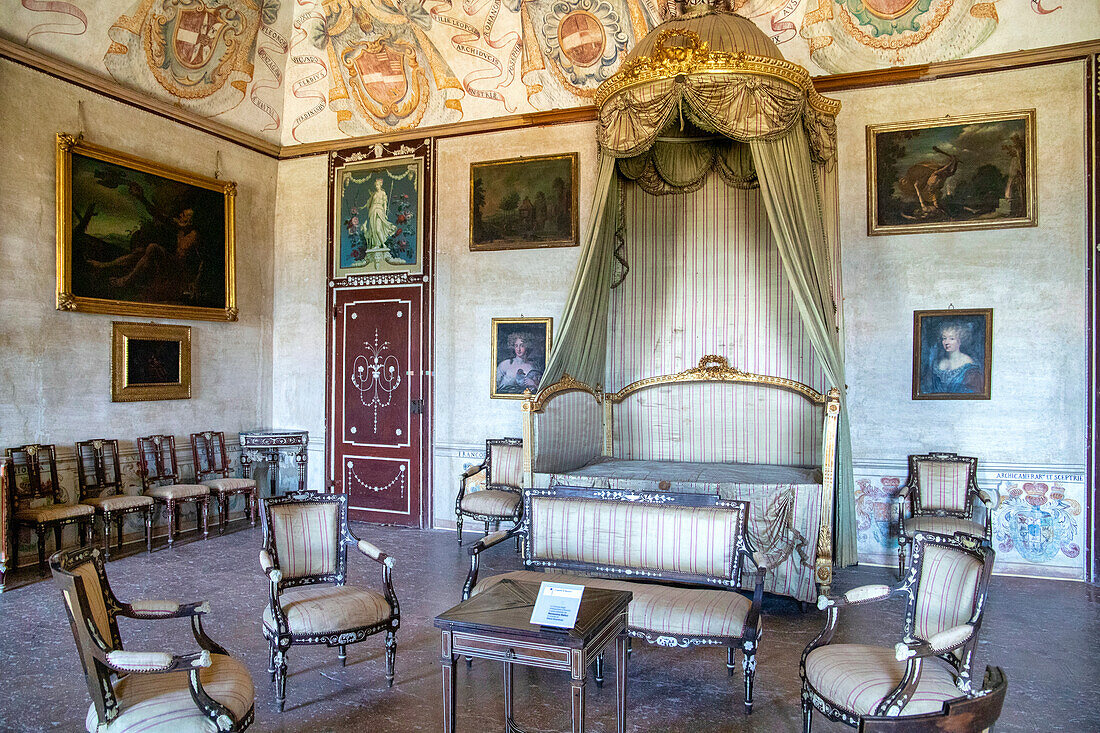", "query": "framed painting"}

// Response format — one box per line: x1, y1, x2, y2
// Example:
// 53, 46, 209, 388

470, 153, 578, 251
490, 317, 552, 399
912, 309, 992, 400
111, 322, 192, 402
56, 133, 237, 321
867, 110, 1036, 236
332, 156, 424, 279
